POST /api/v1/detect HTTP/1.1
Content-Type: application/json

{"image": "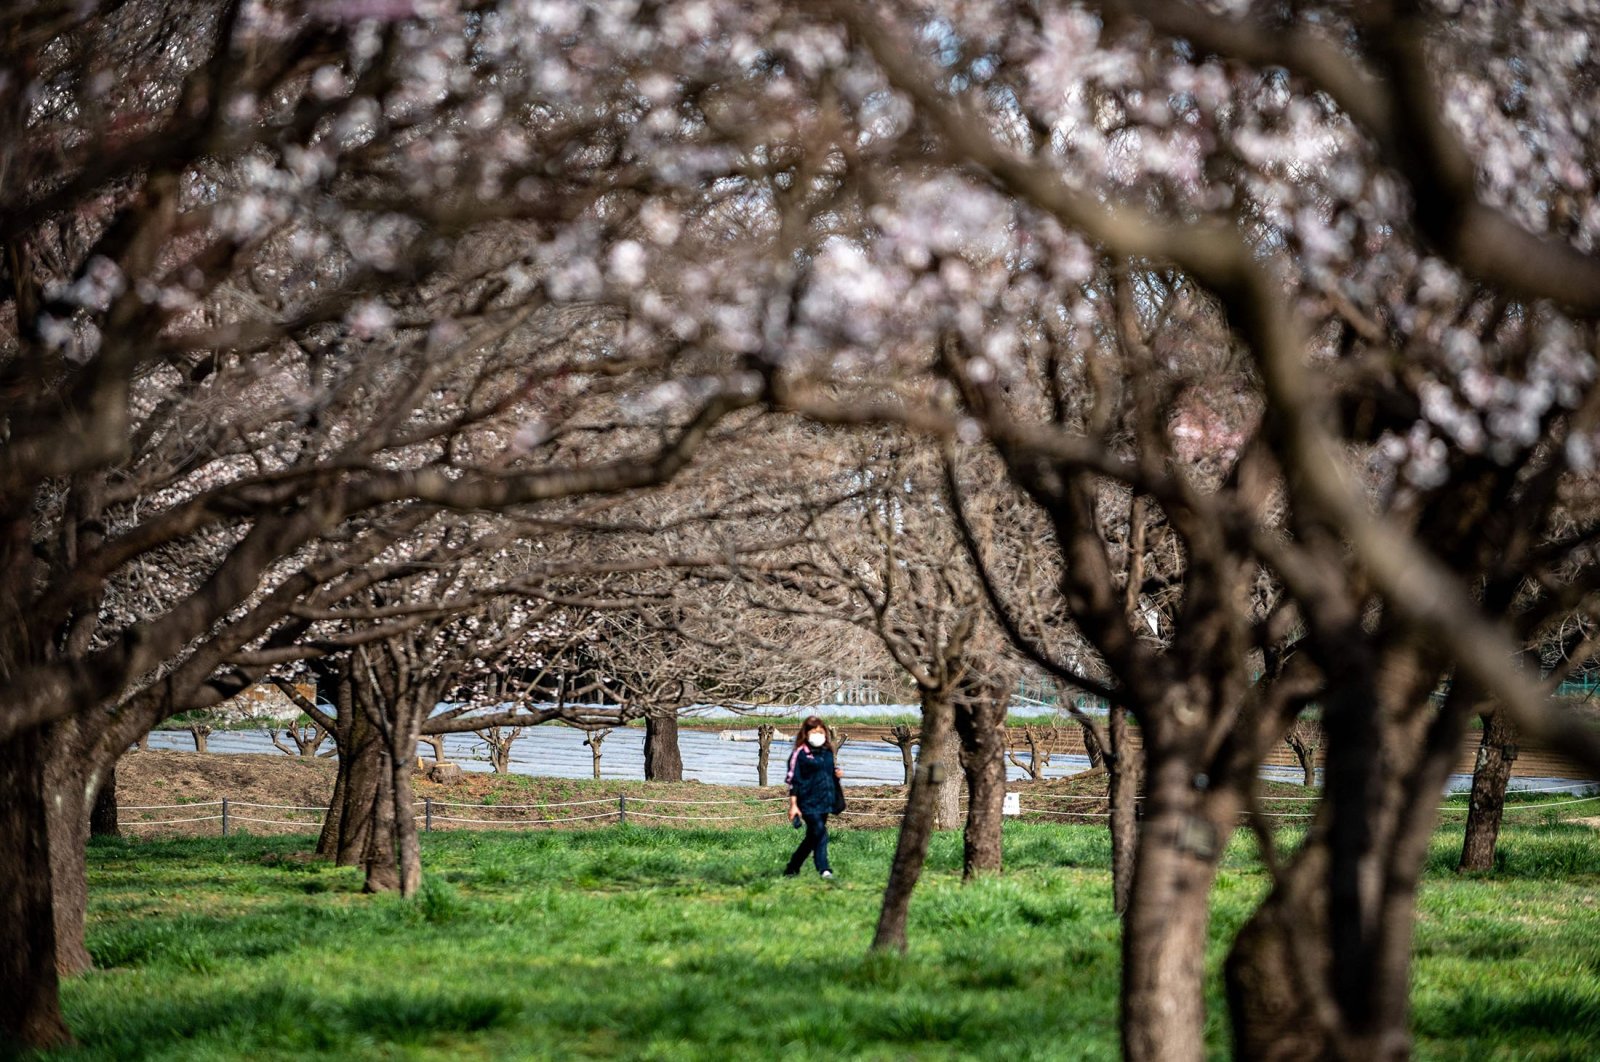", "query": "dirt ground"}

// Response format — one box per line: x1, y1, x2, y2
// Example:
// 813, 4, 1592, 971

107, 750, 1177, 838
